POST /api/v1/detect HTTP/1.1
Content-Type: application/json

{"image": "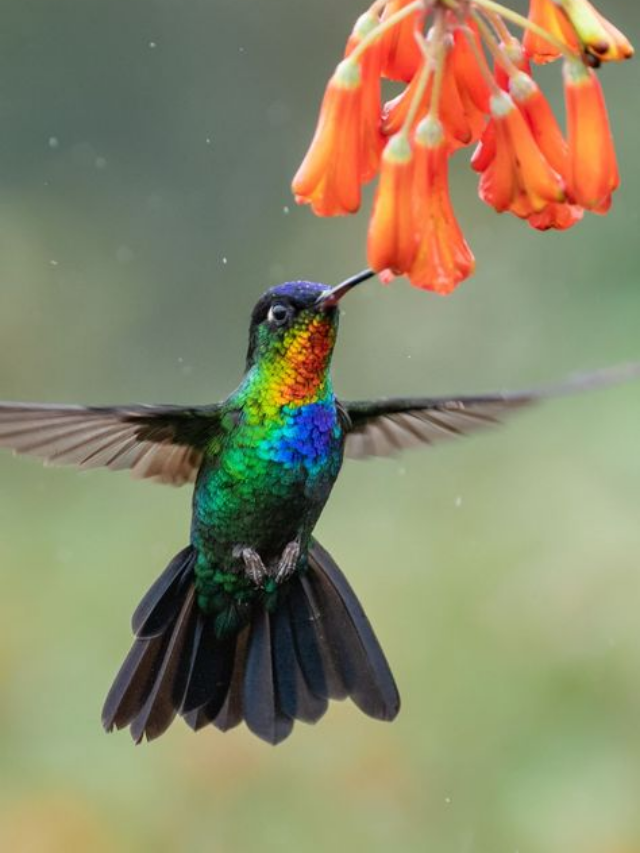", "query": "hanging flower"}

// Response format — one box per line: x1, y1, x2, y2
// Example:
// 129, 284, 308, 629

510, 72, 569, 177
408, 117, 475, 293
367, 133, 419, 273
292, 0, 633, 293
476, 91, 565, 218
292, 59, 363, 216
345, 12, 386, 183
553, 0, 634, 64
564, 59, 619, 211
379, 0, 426, 82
